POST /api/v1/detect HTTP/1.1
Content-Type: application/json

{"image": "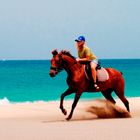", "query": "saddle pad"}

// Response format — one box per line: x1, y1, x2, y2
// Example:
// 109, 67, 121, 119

96, 67, 109, 82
